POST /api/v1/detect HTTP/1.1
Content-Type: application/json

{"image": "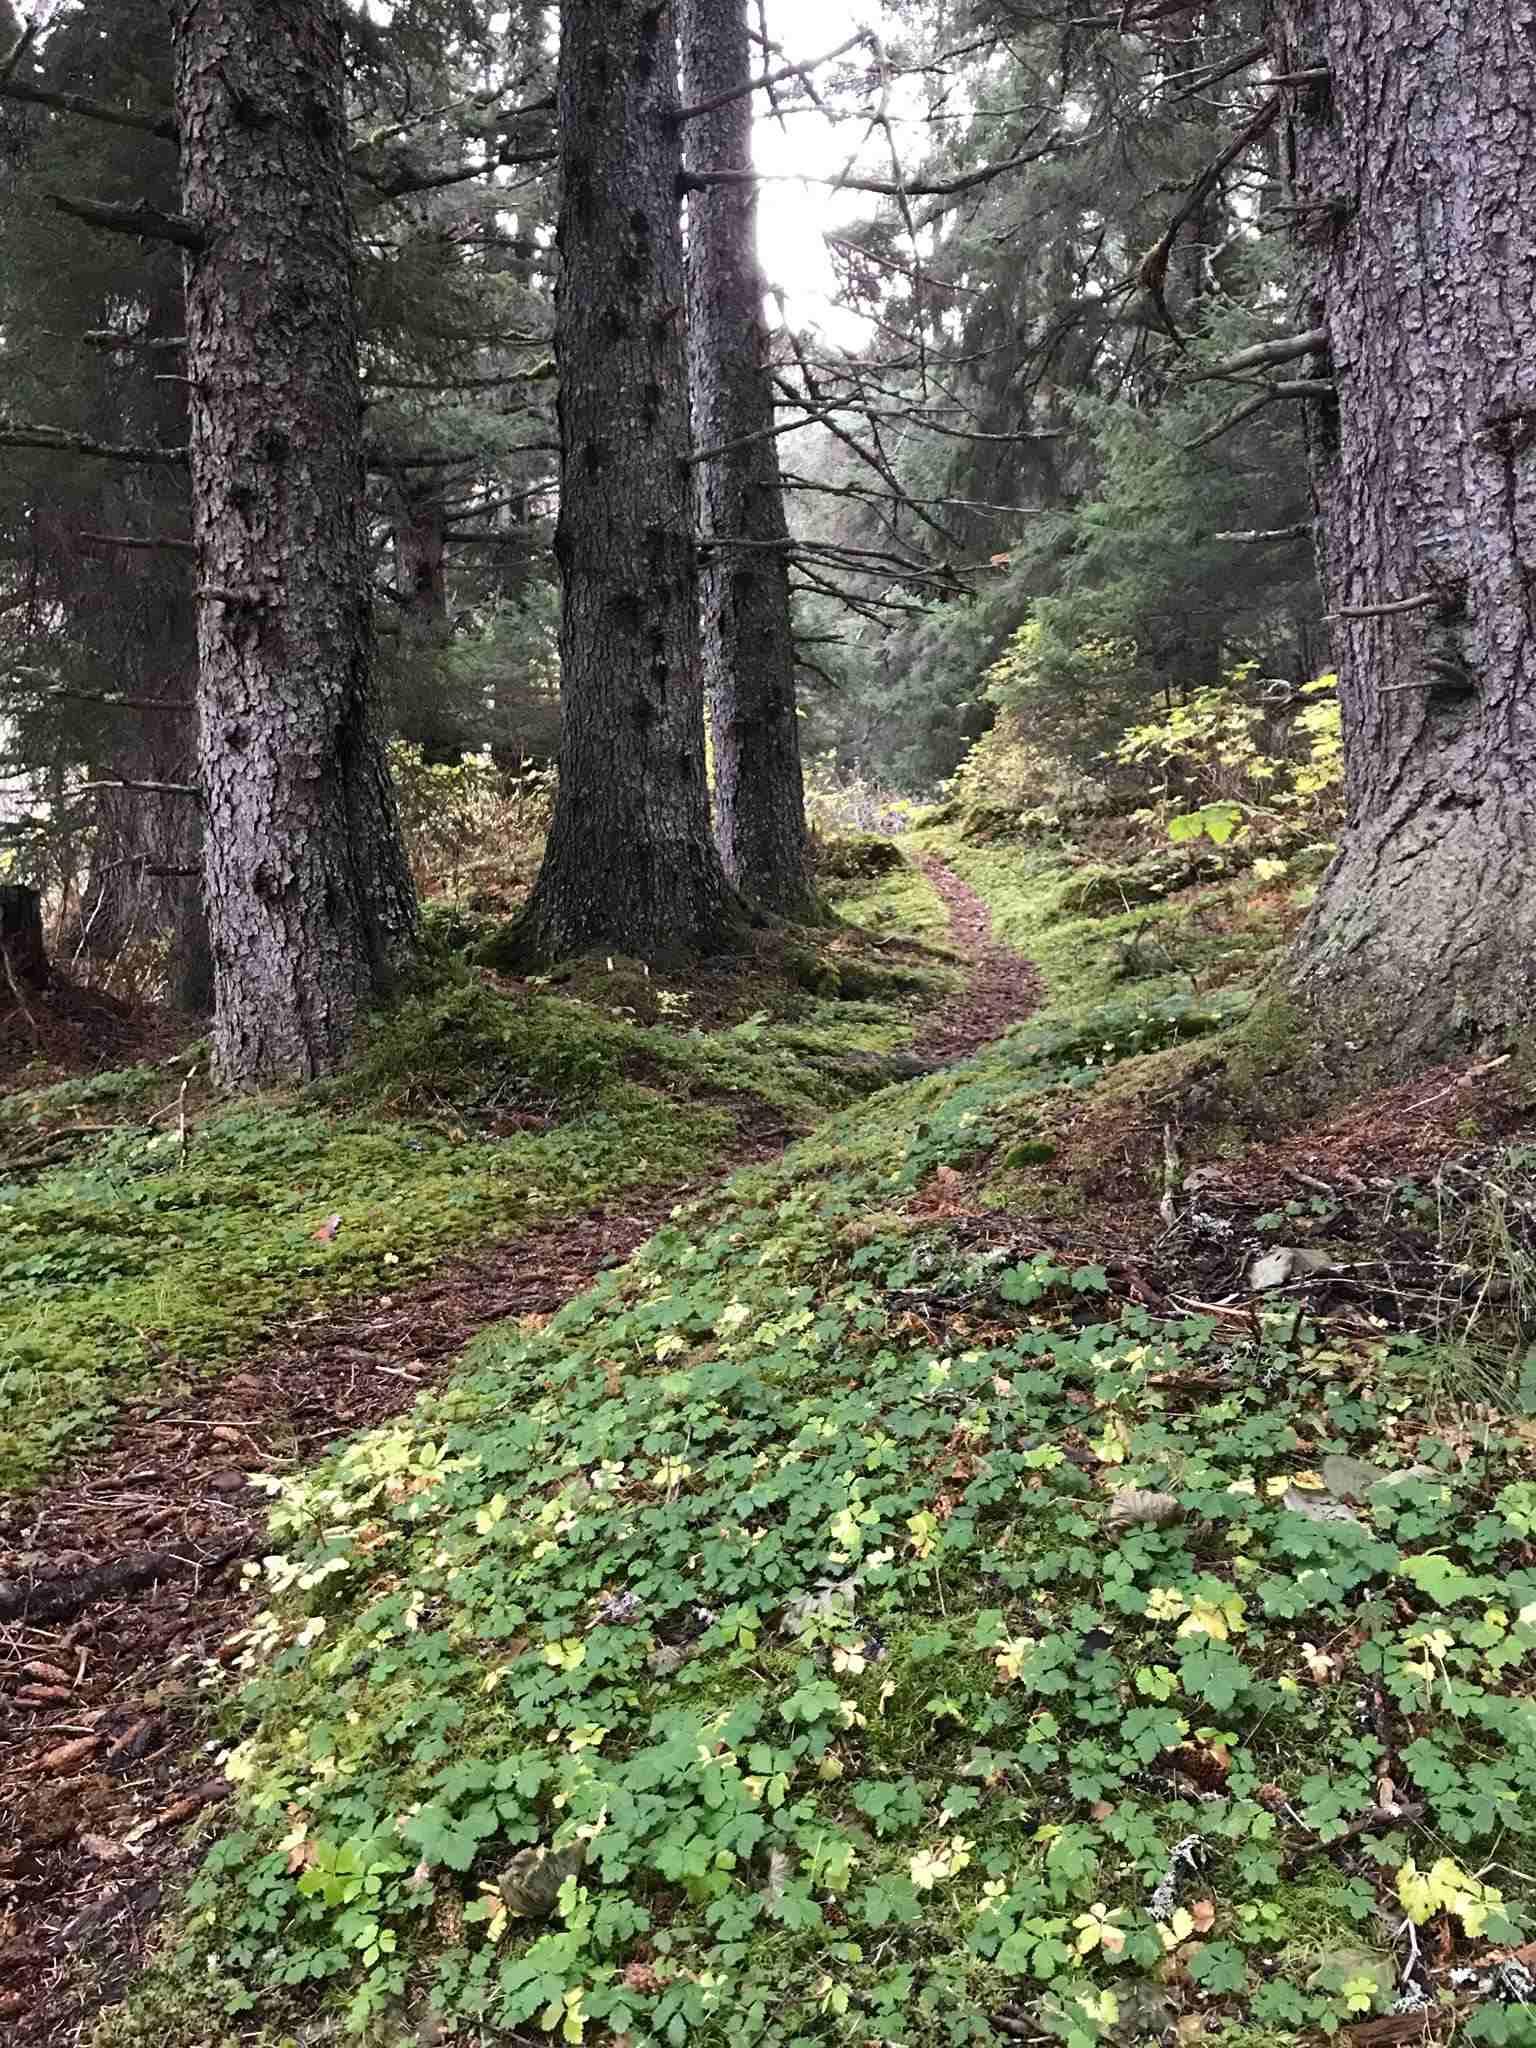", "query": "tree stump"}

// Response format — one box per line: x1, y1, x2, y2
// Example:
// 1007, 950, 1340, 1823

0, 884, 48, 990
